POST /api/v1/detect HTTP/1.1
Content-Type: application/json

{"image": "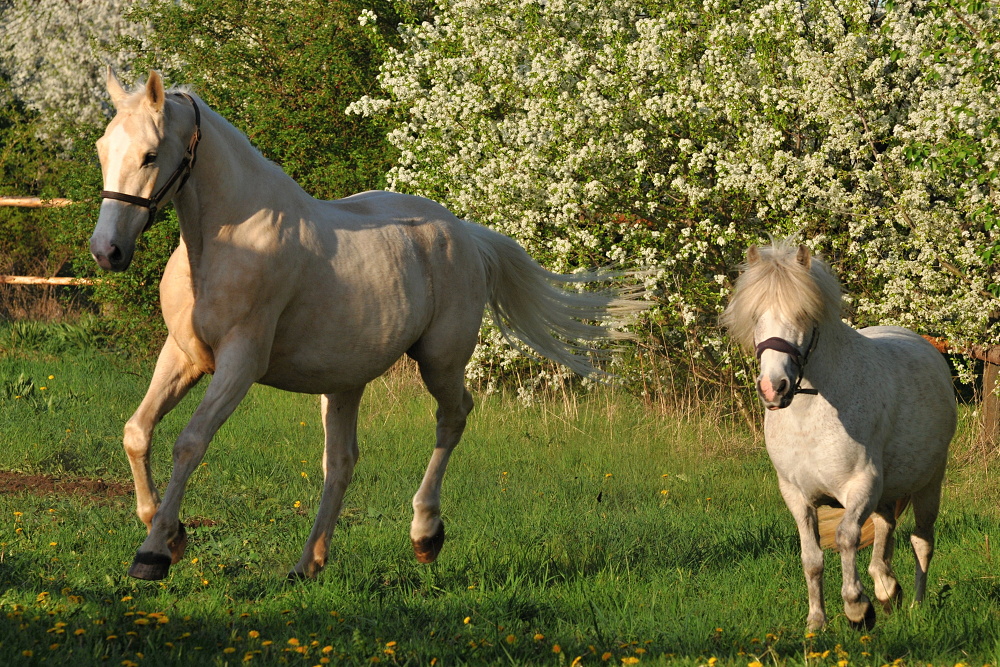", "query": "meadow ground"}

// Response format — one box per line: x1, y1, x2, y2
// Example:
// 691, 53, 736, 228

0, 329, 997, 666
